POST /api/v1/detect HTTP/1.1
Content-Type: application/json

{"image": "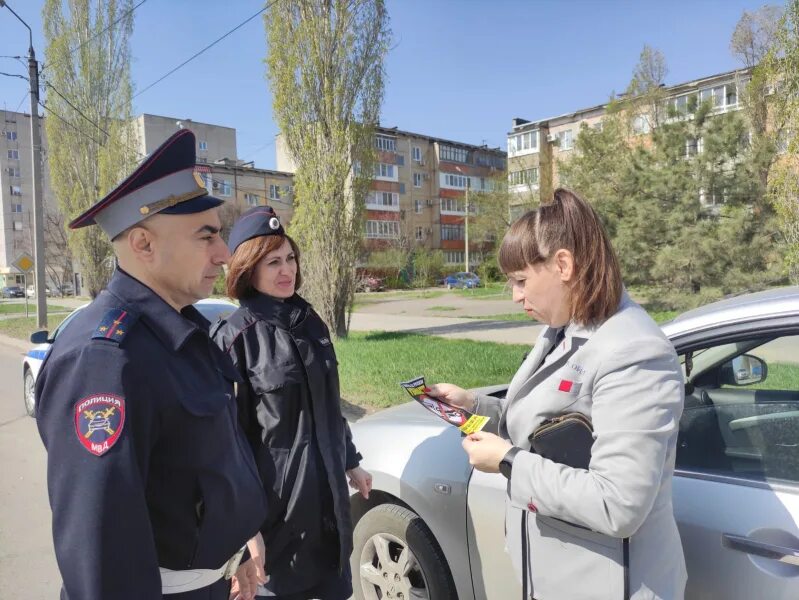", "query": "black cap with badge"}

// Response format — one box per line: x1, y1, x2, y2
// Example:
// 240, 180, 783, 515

227, 205, 285, 254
